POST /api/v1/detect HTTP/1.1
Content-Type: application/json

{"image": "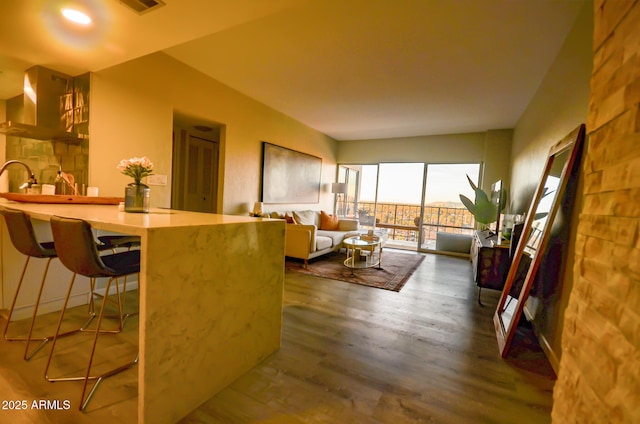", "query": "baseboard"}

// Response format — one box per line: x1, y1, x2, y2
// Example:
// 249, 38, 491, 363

430, 249, 471, 259
535, 326, 560, 376
4, 279, 139, 322
4, 292, 89, 322
92, 279, 139, 297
